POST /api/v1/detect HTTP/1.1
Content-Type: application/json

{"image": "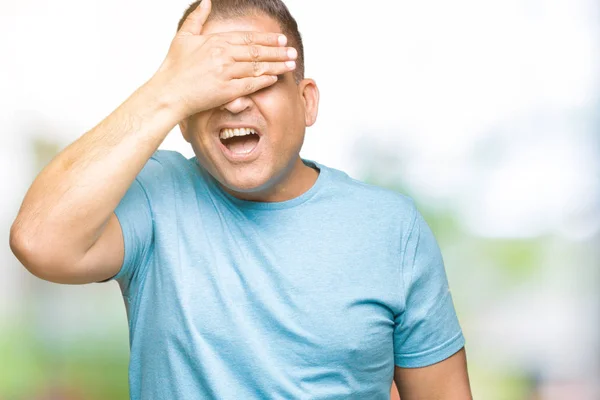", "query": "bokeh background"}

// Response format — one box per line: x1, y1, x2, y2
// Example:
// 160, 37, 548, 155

1, 0, 599, 399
